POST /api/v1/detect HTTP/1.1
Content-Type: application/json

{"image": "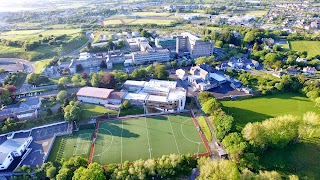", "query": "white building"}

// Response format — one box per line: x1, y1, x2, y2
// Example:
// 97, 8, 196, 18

176, 69, 188, 80
123, 79, 186, 112
296, 57, 307, 63
131, 48, 170, 65
0, 137, 33, 170
303, 66, 317, 75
